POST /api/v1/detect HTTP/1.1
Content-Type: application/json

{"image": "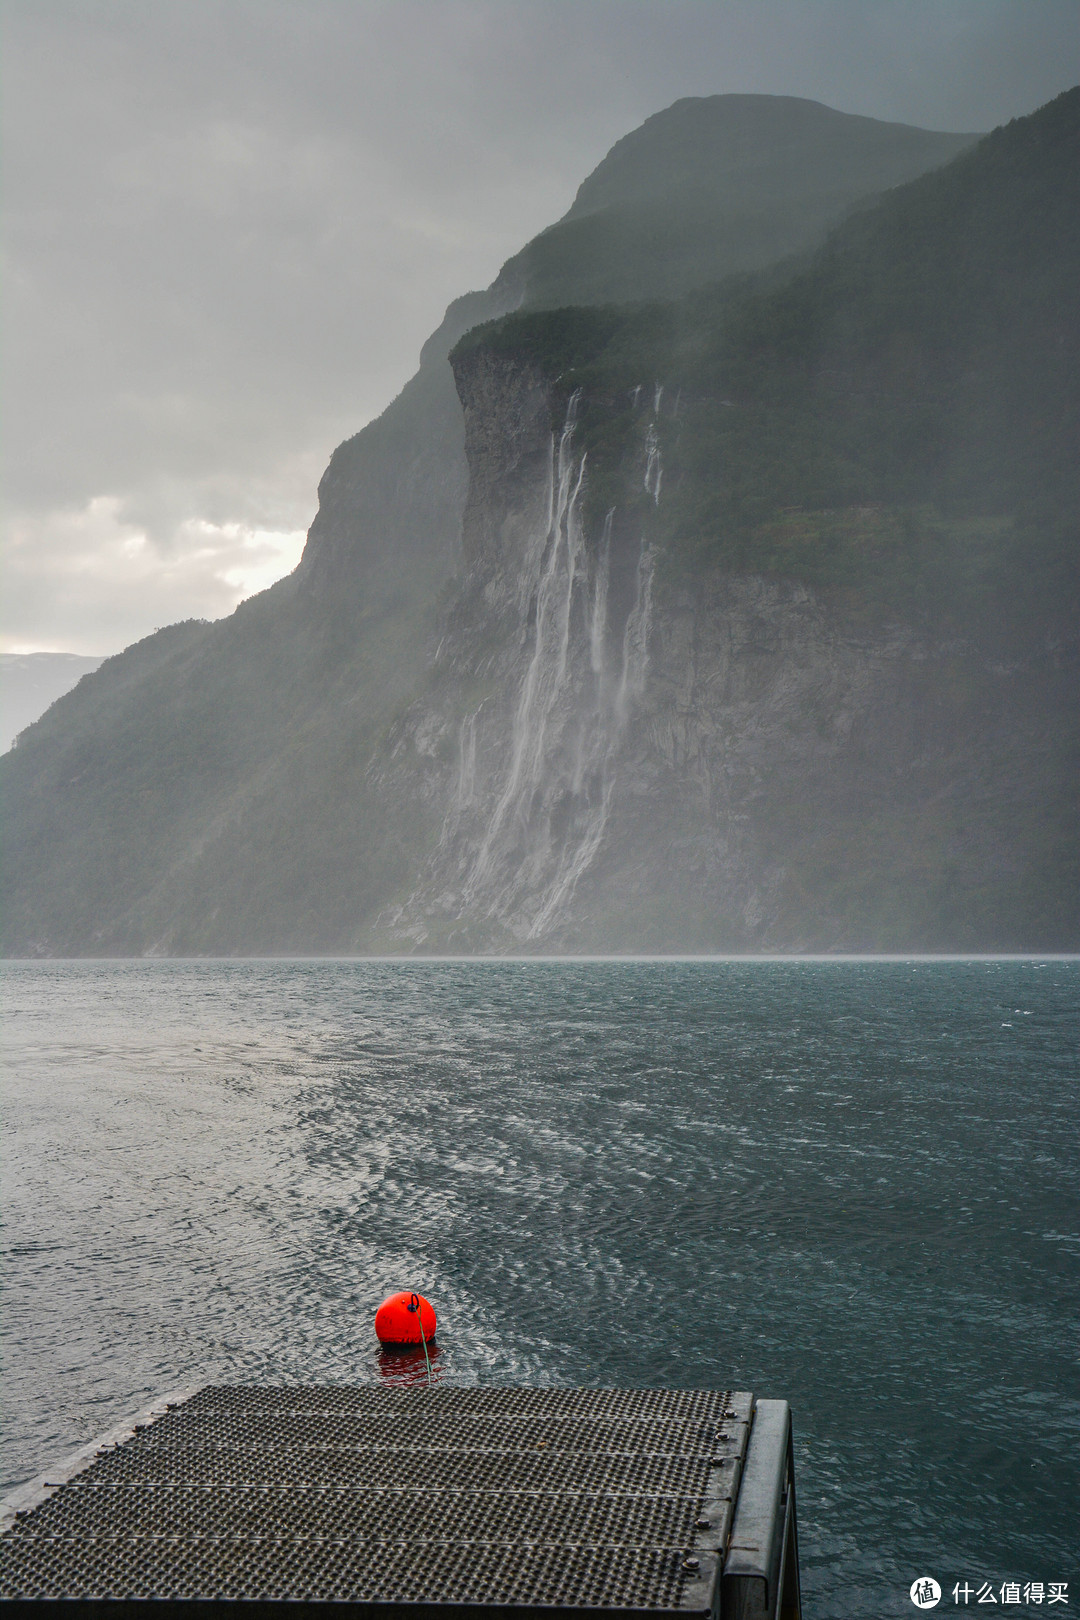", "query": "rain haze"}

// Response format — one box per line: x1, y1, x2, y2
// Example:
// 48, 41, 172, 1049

3, 0, 1079, 657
